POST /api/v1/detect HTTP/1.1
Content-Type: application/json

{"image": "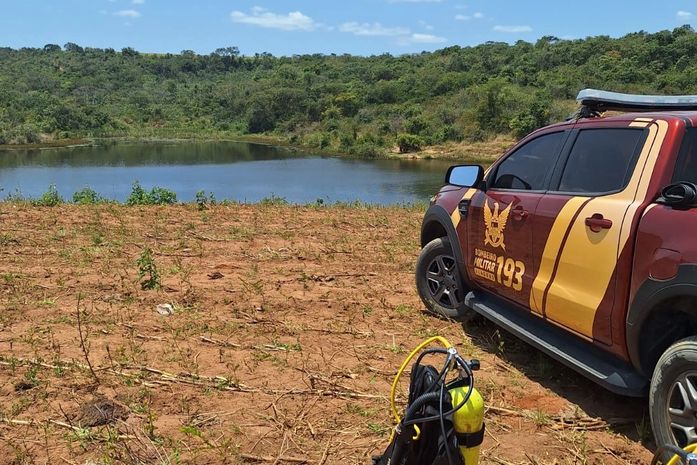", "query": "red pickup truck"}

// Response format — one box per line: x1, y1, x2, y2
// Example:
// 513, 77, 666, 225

416, 89, 697, 448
